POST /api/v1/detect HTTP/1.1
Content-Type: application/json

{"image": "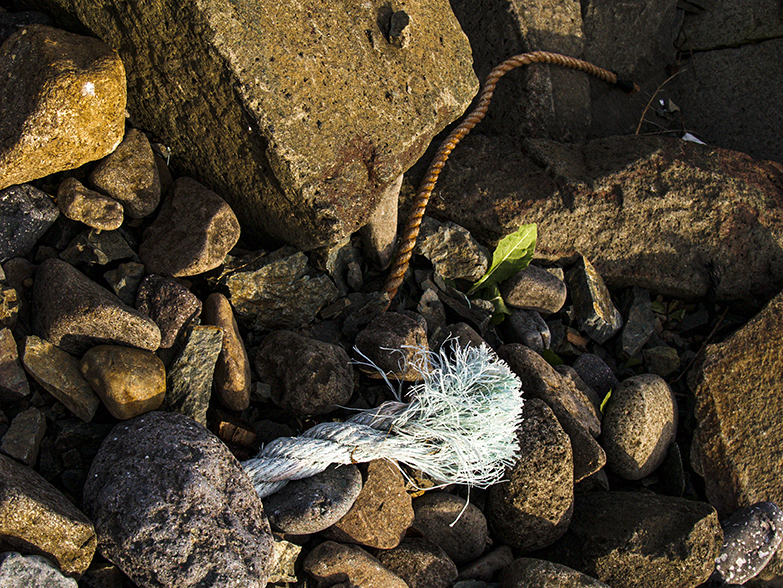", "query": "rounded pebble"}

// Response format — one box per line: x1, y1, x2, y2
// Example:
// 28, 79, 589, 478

412, 492, 488, 565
